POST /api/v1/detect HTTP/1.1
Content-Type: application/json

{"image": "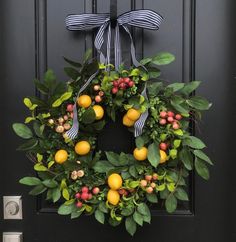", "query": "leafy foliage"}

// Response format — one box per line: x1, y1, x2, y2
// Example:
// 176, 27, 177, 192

13, 51, 212, 235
